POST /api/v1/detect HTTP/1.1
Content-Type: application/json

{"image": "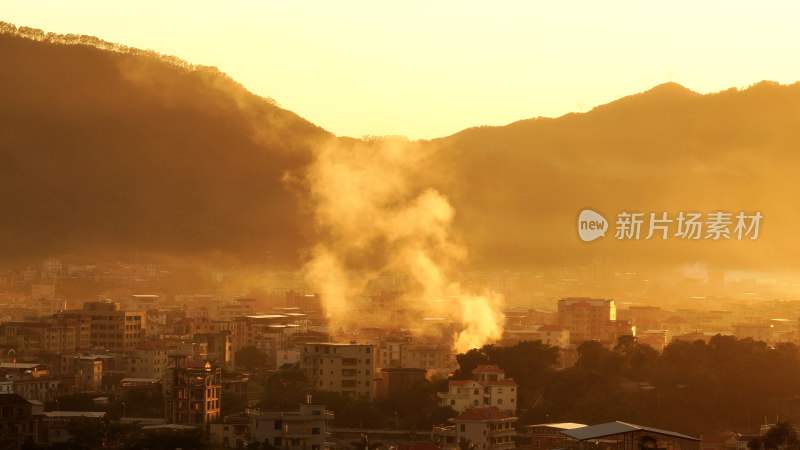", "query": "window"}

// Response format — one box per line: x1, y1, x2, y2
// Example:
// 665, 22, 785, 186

460, 425, 465, 432
275, 420, 282, 430
274, 438, 282, 446
312, 428, 320, 435
450, 400, 455, 406
497, 399, 503, 404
